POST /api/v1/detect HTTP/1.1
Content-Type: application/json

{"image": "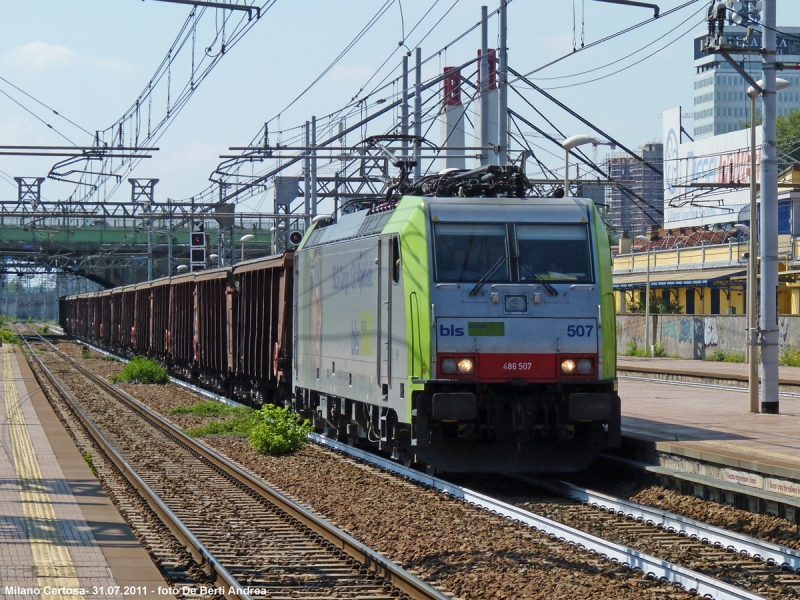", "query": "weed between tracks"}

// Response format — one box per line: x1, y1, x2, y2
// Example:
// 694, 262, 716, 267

174, 401, 312, 455
109, 357, 168, 384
